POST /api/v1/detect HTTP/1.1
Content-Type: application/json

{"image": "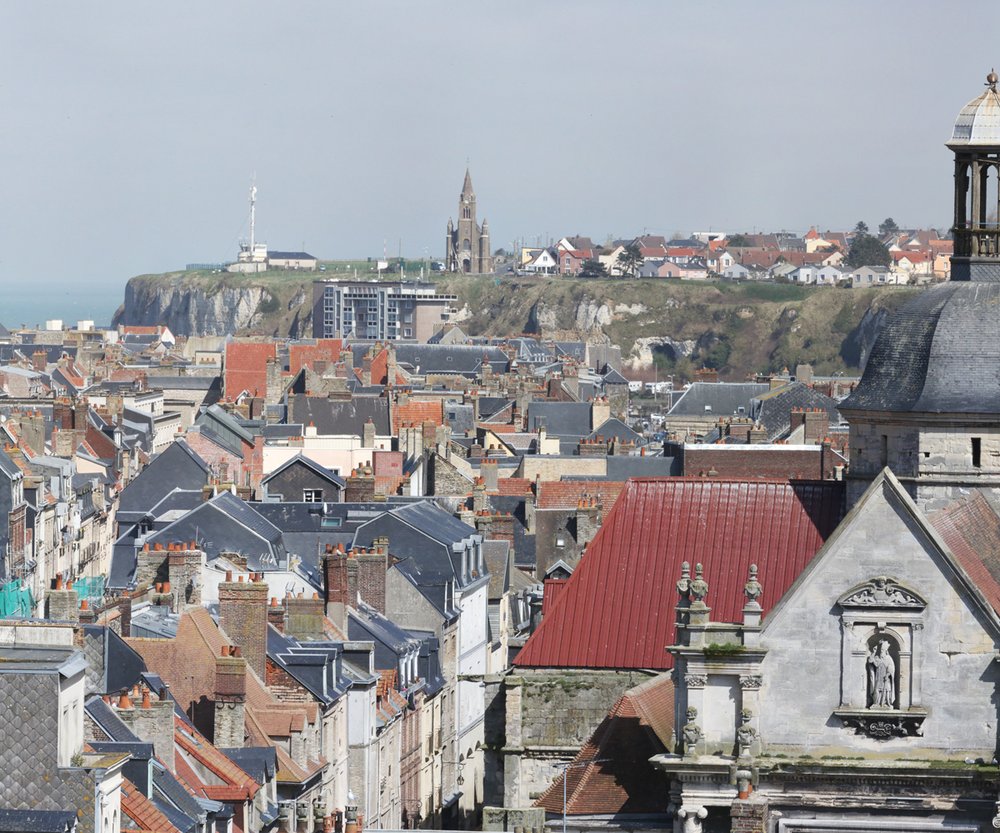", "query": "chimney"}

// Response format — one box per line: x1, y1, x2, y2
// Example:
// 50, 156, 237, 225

345, 803, 359, 833
116, 686, 176, 771
214, 646, 247, 748
31, 350, 47, 373
345, 464, 376, 503
323, 542, 387, 627
591, 395, 611, 430
480, 460, 499, 492
285, 593, 326, 641
361, 349, 374, 386
218, 575, 268, 680
747, 423, 768, 445
47, 575, 79, 623
472, 477, 489, 513
803, 408, 829, 445
167, 546, 205, 610
576, 498, 602, 547
268, 596, 286, 632
362, 418, 376, 449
